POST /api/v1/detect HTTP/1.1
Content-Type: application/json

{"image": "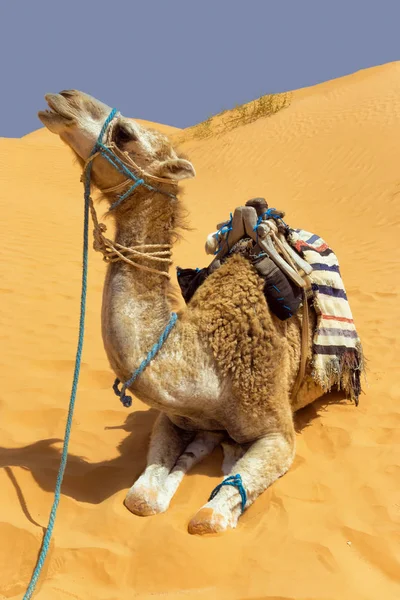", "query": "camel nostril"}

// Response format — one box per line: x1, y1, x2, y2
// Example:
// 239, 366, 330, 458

59, 90, 75, 98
